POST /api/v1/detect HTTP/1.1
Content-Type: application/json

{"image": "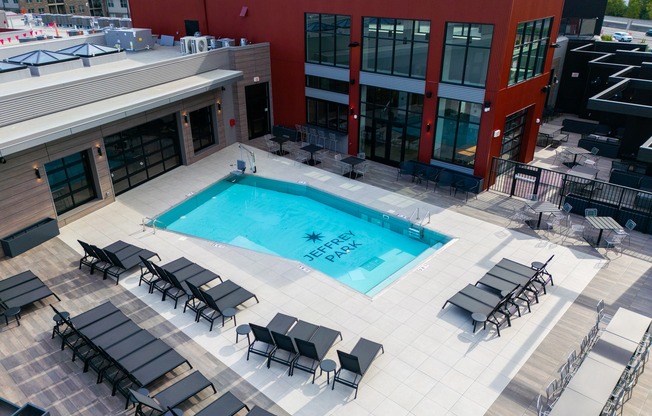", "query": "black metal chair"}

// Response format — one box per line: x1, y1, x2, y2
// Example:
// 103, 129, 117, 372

332, 337, 384, 399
